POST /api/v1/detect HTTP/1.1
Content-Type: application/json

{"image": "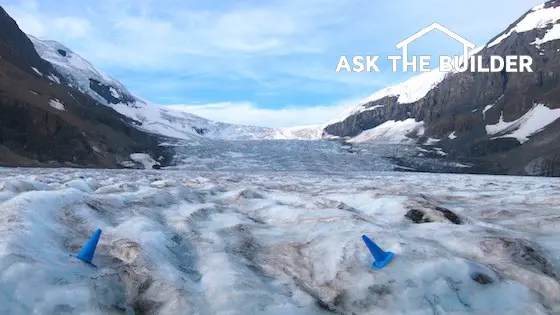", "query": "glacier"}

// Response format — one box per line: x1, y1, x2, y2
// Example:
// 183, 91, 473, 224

4, 6, 559, 314
0, 149, 559, 314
